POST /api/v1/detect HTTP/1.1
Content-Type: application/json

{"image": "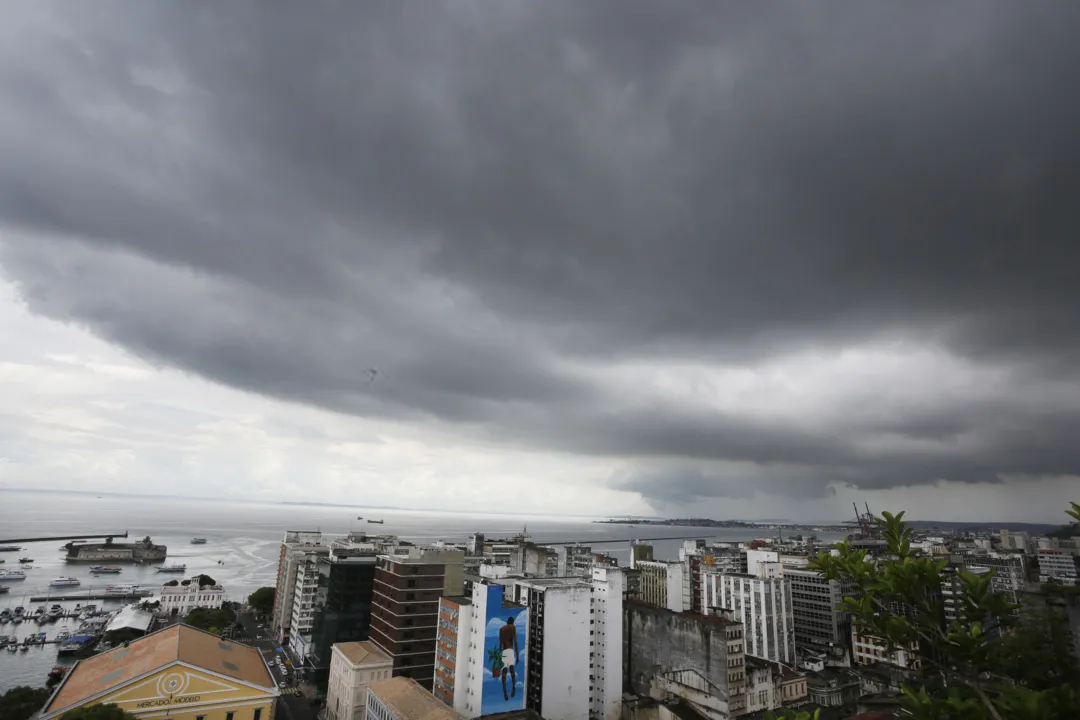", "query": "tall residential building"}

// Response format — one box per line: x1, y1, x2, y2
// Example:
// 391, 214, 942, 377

370, 547, 465, 689
591, 566, 632, 720
785, 567, 857, 659
434, 595, 469, 707
852, 627, 921, 670
1038, 548, 1079, 585
511, 578, 592, 720
637, 560, 686, 612
440, 581, 529, 718
273, 531, 330, 645
326, 641, 393, 720
703, 571, 794, 664
291, 555, 328, 657
299, 534, 409, 678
